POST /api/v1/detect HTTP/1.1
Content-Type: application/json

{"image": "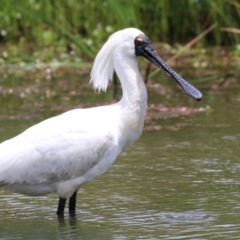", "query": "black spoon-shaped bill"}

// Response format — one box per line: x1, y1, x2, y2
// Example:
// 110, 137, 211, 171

135, 36, 202, 101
